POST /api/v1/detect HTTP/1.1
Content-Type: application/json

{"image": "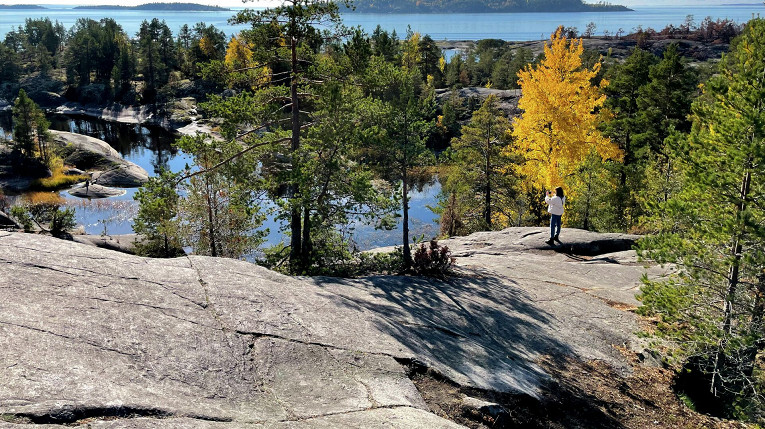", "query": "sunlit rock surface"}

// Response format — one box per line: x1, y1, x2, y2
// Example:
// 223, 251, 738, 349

0, 227, 663, 427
